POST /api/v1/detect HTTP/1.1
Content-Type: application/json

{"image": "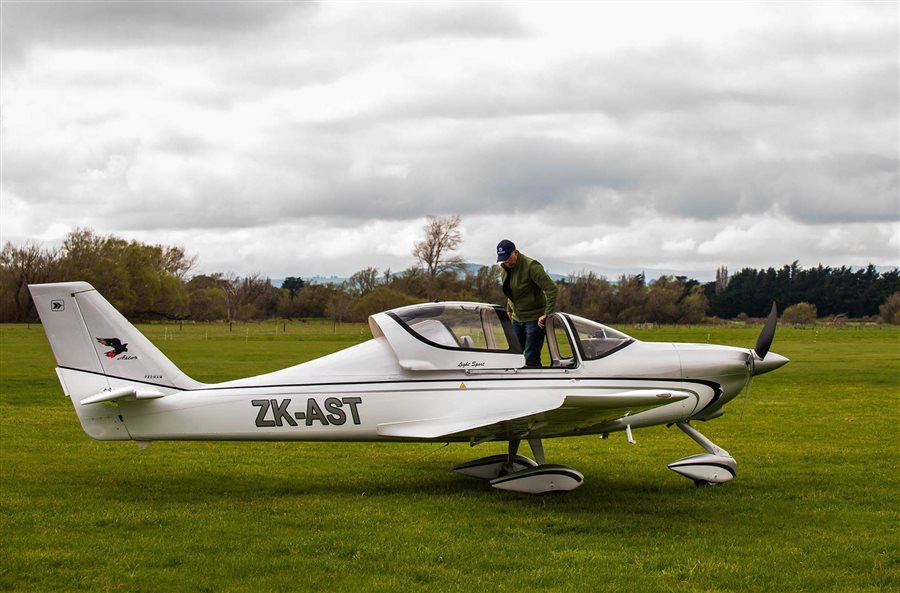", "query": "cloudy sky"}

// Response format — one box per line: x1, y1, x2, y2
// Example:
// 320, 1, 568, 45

2, 2, 898, 281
